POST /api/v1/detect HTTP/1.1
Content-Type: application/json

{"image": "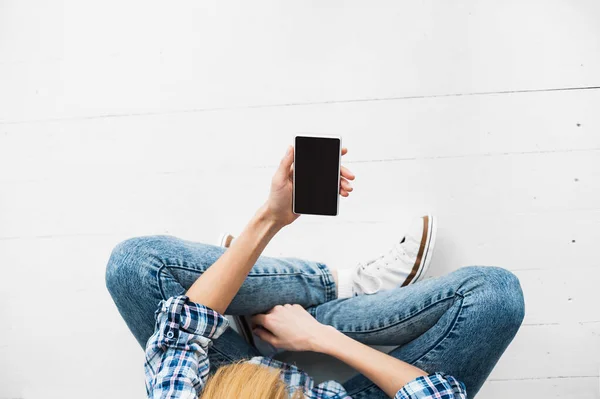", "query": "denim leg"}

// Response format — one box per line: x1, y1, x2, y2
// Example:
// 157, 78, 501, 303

308, 266, 524, 398
105, 235, 336, 368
